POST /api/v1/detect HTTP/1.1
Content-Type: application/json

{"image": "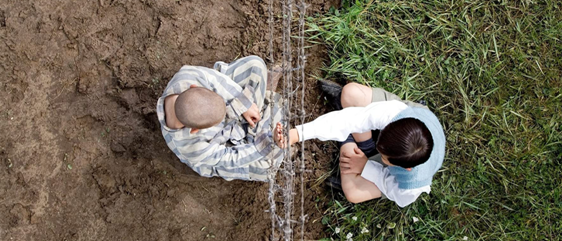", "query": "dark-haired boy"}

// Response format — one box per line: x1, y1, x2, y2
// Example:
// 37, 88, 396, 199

156, 56, 284, 181
279, 82, 445, 207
